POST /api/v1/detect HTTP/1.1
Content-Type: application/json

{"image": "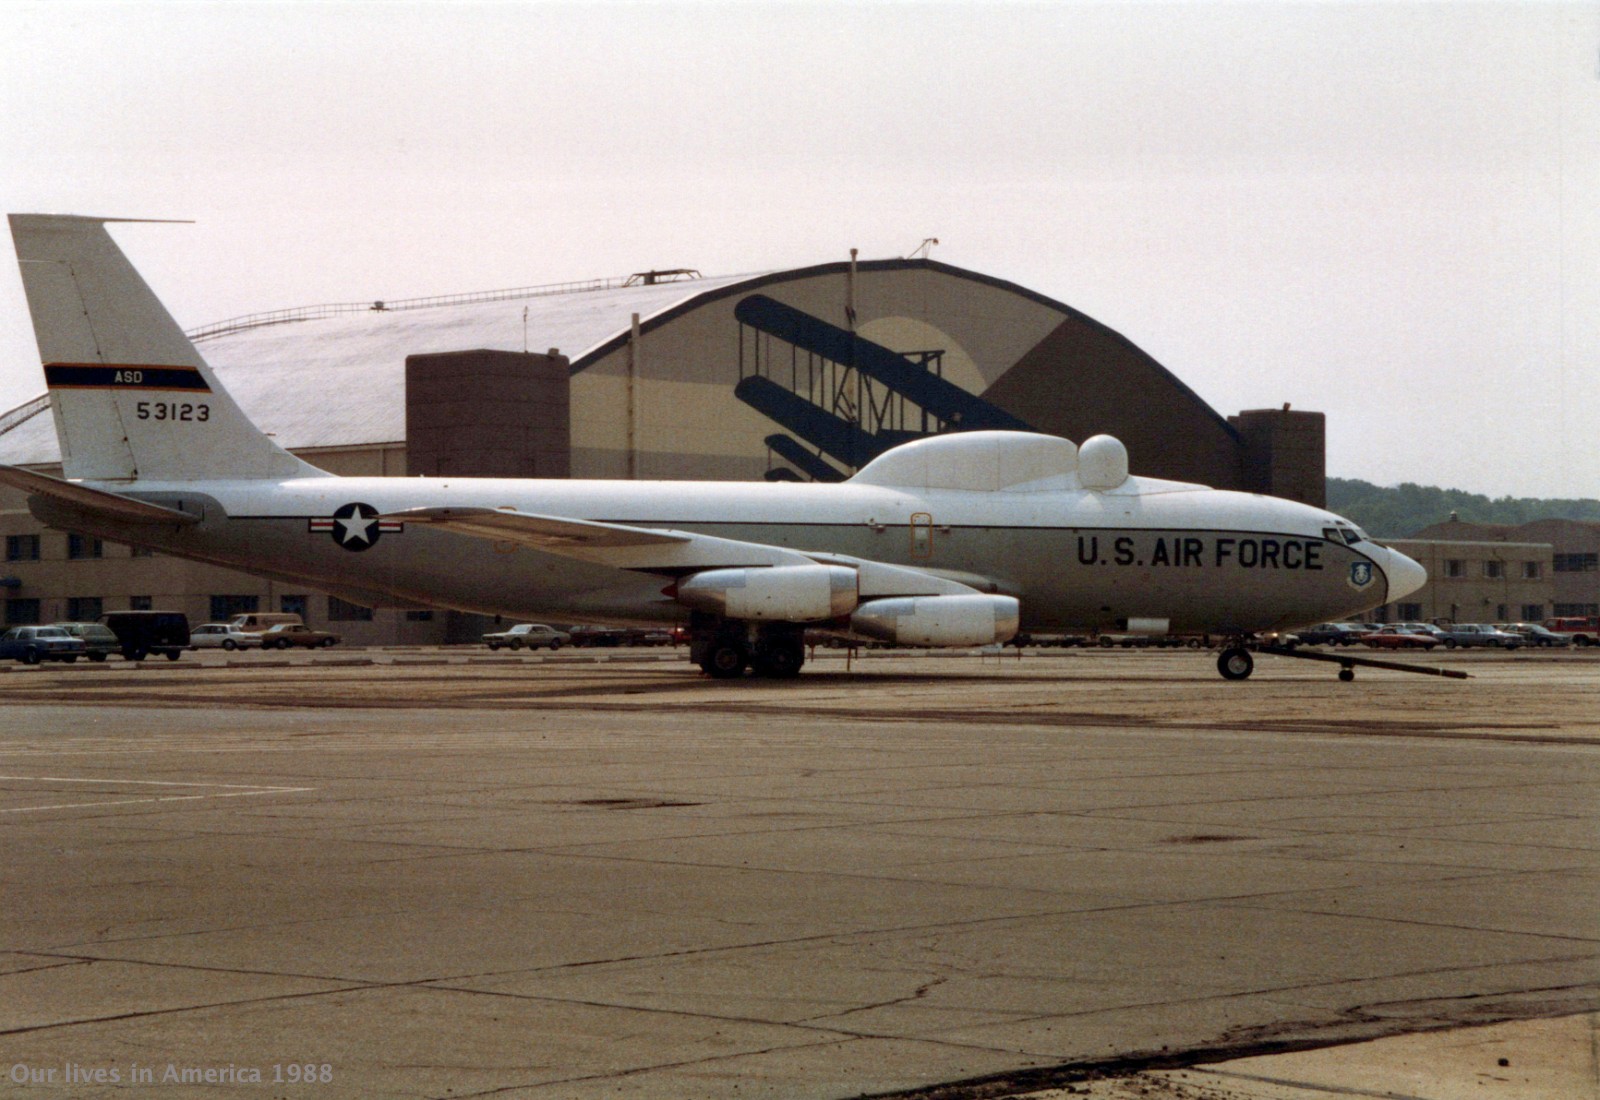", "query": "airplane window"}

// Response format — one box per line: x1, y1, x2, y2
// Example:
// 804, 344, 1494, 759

1340, 526, 1364, 545
1322, 527, 1341, 543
